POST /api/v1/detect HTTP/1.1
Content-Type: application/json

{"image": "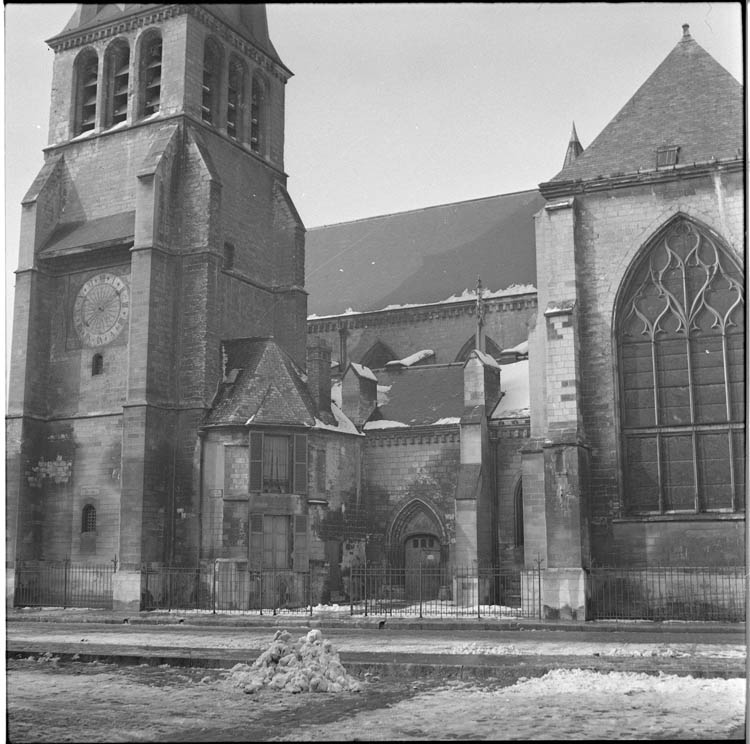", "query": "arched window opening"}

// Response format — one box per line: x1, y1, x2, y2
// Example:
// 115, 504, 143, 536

74, 48, 99, 134
202, 39, 221, 125
360, 340, 397, 370
513, 480, 524, 548
454, 335, 502, 363
138, 31, 162, 118
92, 354, 104, 376
617, 218, 745, 514
82, 504, 97, 533
250, 73, 267, 153
104, 39, 130, 128
227, 57, 245, 140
